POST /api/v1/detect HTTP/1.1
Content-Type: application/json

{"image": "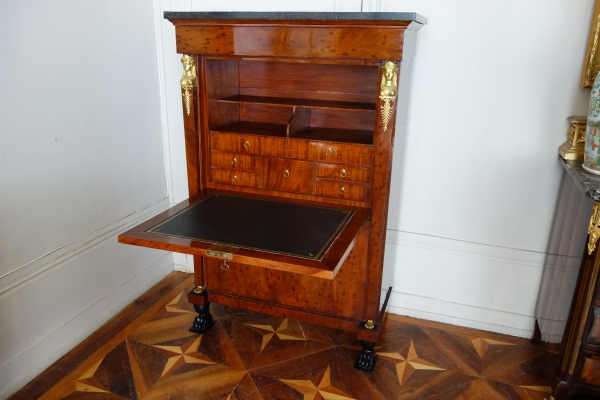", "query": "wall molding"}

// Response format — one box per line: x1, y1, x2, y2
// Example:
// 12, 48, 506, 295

0, 253, 175, 399
382, 229, 577, 339
0, 197, 171, 297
